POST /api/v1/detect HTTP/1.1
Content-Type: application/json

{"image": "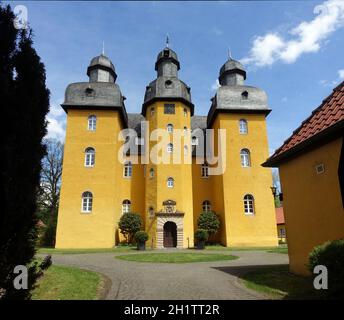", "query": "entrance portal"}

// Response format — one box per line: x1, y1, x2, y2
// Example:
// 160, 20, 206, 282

163, 221, 177, 248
